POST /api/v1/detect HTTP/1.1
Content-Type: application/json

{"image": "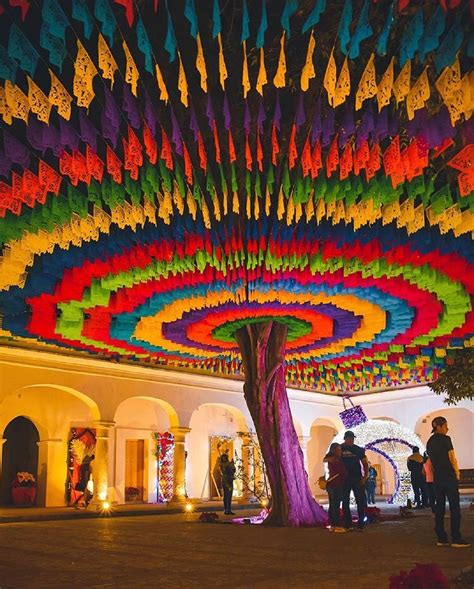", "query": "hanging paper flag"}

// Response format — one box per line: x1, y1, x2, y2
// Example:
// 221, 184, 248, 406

273, 33, 287, 88
323, 50, 337, 106
302, 0, 326, 34
137, 16, 154, 74
73, 40, 97, 109
217, 35, 228, 91
333, 57, 351, 107
281, 0, 298, 39
256, 0, 268, 48
155, 63, 169, 103
122, 41, 139, 97
355, 53, 376, 111
256, 48, 267, 96
348, 0, 373, 59
178, 53, 189, 107
72, 0, 94, 40
212, 0, 221, 38
195, 34, 208, 92
418, 6, 445, 63
376, 1, 395, 56
242, 42, 251, 98
8, 23, 38, 77
184, 0, 198, 38
94, 0, 116, 47
114, 0, 134, 27
399, 9, 423, 68
3, 129, 29, 168
377, 58, 394, 112
48, 68, 72, 120
42, 0, 69, 42
9, 0, 30, 21
27, 77, 51, 124
300, 31, 316, 92
392, 60, 411, 103
434, 17, 463, 74
143, 124, 158, 165
435, 57, 463, 126
197, 131, 207, 170
98, 34, 118, 88
165, 5, 177, 62
406, 67, 430, 120
241, 0, 250, 44
338, 0, 352, 56
0, 45, 18, 83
